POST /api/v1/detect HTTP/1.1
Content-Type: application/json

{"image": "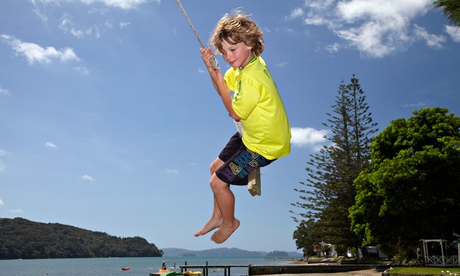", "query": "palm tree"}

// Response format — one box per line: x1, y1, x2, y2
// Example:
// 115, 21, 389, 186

433, 0, 460, 27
